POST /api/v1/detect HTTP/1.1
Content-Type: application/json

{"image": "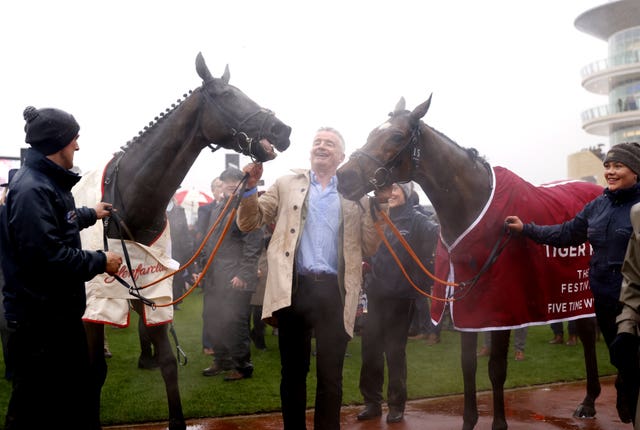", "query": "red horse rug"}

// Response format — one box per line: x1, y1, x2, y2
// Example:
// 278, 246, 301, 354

431, 166, 603, 331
